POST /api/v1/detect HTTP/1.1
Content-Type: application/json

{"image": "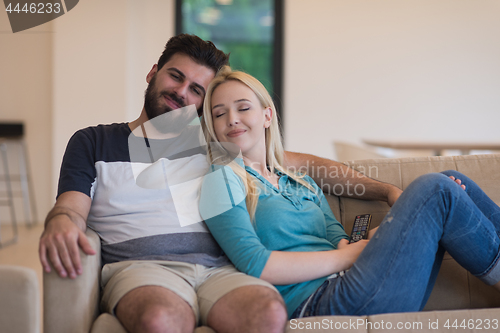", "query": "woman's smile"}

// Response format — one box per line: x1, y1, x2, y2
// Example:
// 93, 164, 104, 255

226, 129, 247, 137
211, 80, 272, 158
